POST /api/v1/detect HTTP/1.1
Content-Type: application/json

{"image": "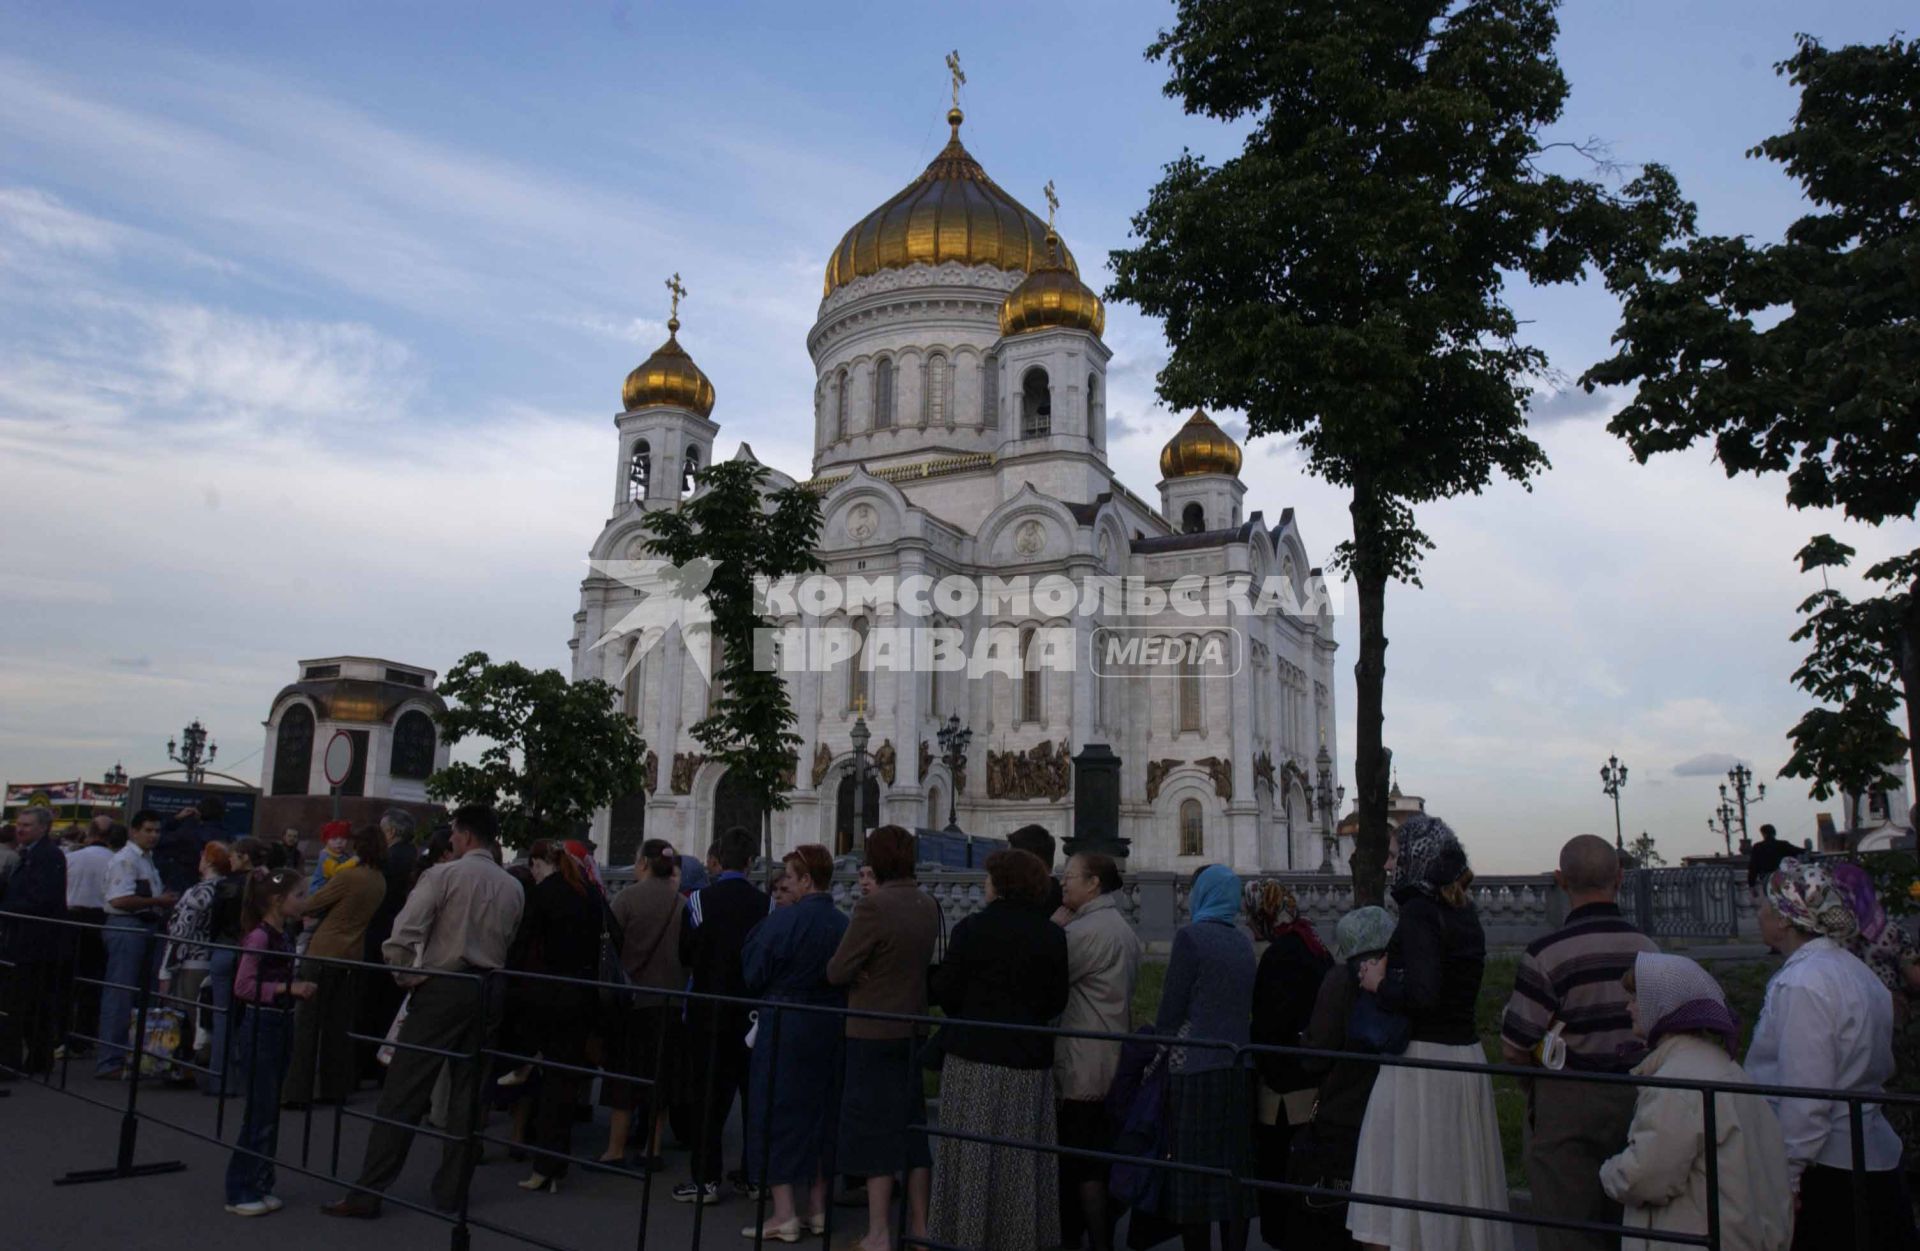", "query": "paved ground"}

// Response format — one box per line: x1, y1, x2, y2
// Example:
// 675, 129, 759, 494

1, 1073, 1541, 1251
